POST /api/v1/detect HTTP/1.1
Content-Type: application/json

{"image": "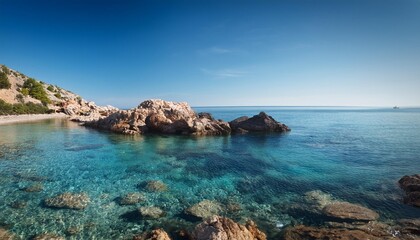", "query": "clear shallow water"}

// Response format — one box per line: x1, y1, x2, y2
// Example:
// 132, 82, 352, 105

1, 107, 420, 239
